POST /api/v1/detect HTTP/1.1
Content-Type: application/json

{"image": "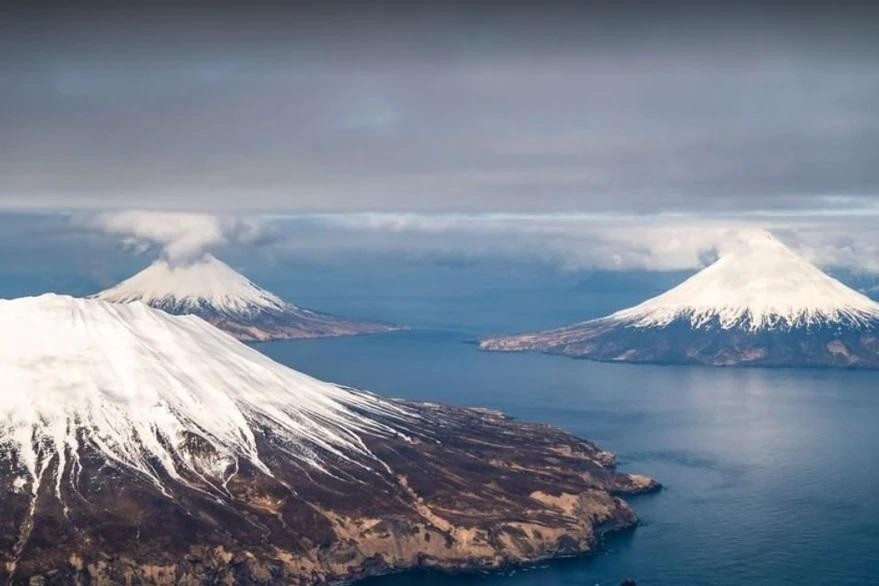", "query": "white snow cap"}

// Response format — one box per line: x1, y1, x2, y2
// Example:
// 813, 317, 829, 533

0, 295, 408, 495
612, 229, 879, 330
95, 254, 287, 313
